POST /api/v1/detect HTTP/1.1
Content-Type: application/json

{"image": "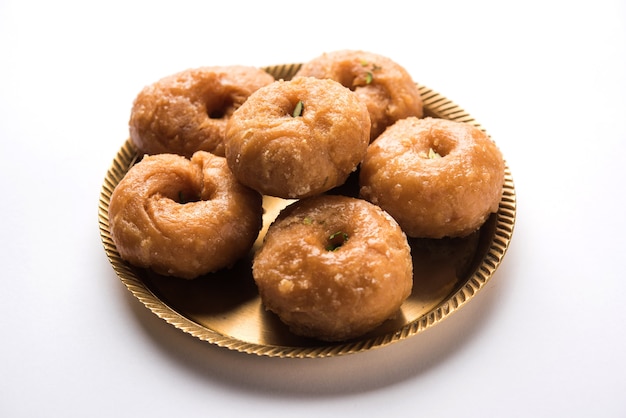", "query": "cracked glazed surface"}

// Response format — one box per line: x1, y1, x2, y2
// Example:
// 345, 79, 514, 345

253, 195, 413, 341
360, 117, 505, 238
296, 50, 423, 141
129, 66, 274, 158
108, 151, 263, 279
225, 77, 371, 199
